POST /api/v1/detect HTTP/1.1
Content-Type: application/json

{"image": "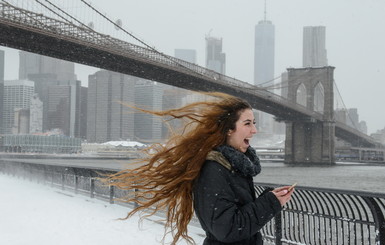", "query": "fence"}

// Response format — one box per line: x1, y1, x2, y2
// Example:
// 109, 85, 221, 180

1, 160, 384, 244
